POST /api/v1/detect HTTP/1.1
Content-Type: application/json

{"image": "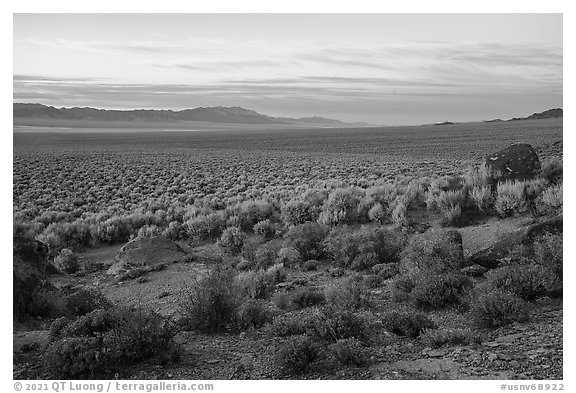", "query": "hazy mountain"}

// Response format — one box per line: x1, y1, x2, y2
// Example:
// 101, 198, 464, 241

13, 103, 372, 127
508, 108, 563, 121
